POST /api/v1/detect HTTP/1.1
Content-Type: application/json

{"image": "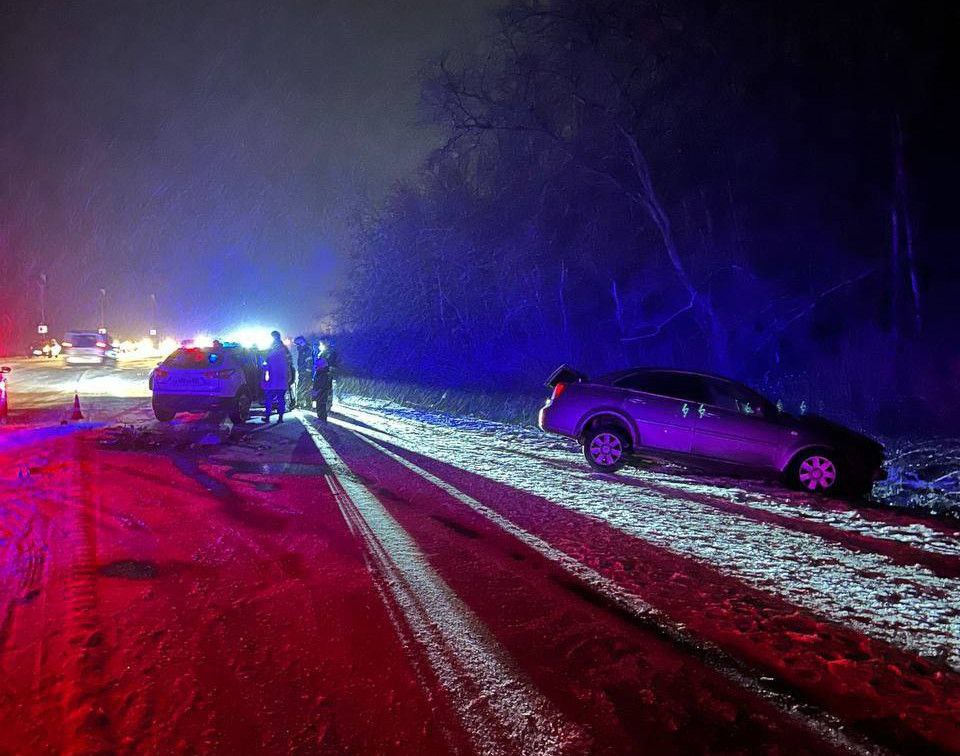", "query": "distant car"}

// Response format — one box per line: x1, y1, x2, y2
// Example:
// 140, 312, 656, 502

29, 338, 61, 359
149, 344, 261, 423
538, 366, 885, 496
62, 331, 118, 366
0, 365, 10, 422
